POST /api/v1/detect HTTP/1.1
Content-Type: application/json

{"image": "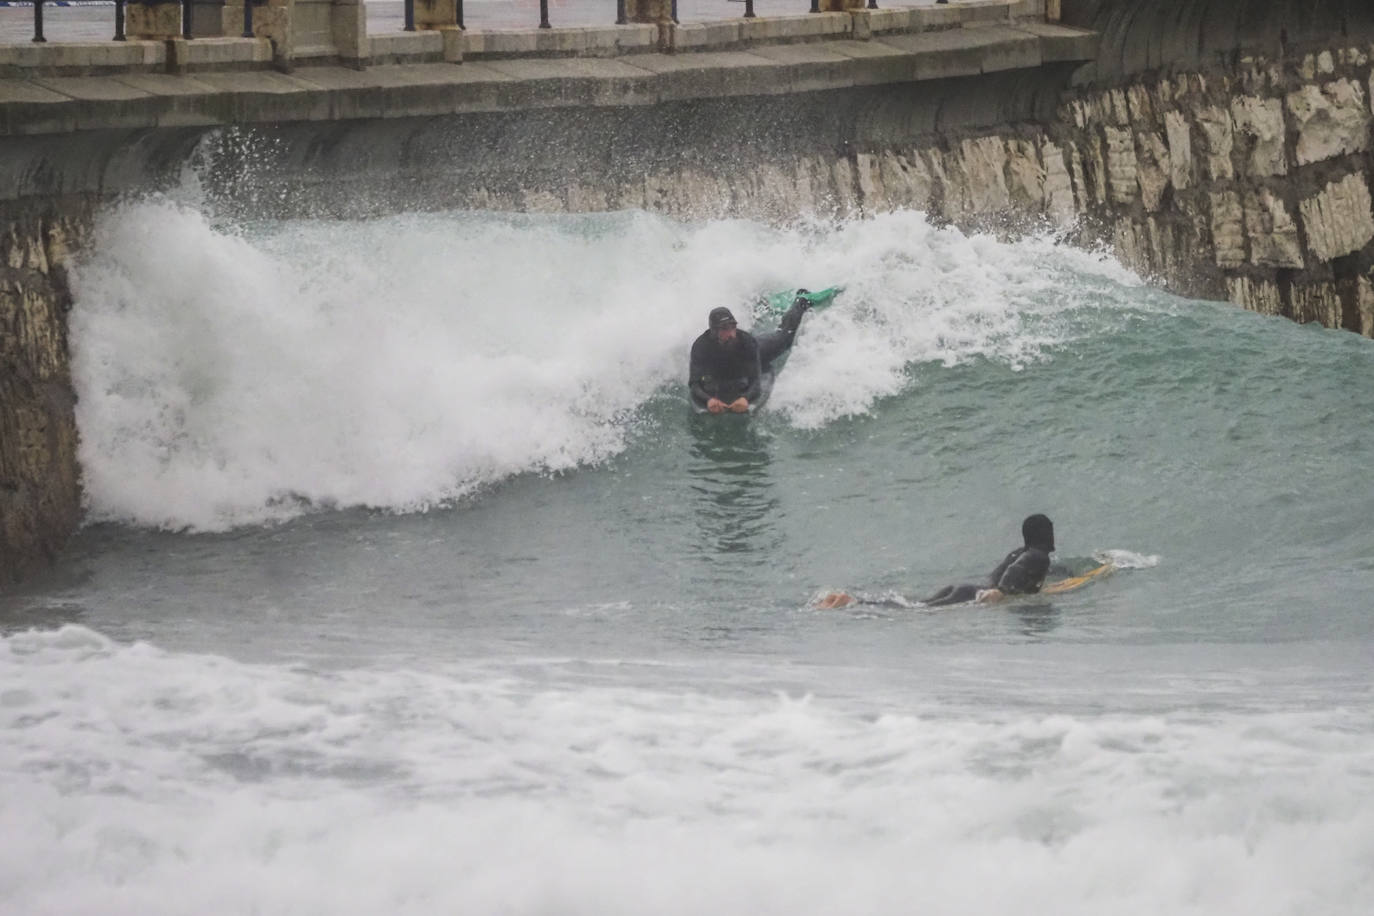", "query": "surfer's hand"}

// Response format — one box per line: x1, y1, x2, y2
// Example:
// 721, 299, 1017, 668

707, 398, 726, 414
975, 588, 1005, 604
729, 398, 749, 413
